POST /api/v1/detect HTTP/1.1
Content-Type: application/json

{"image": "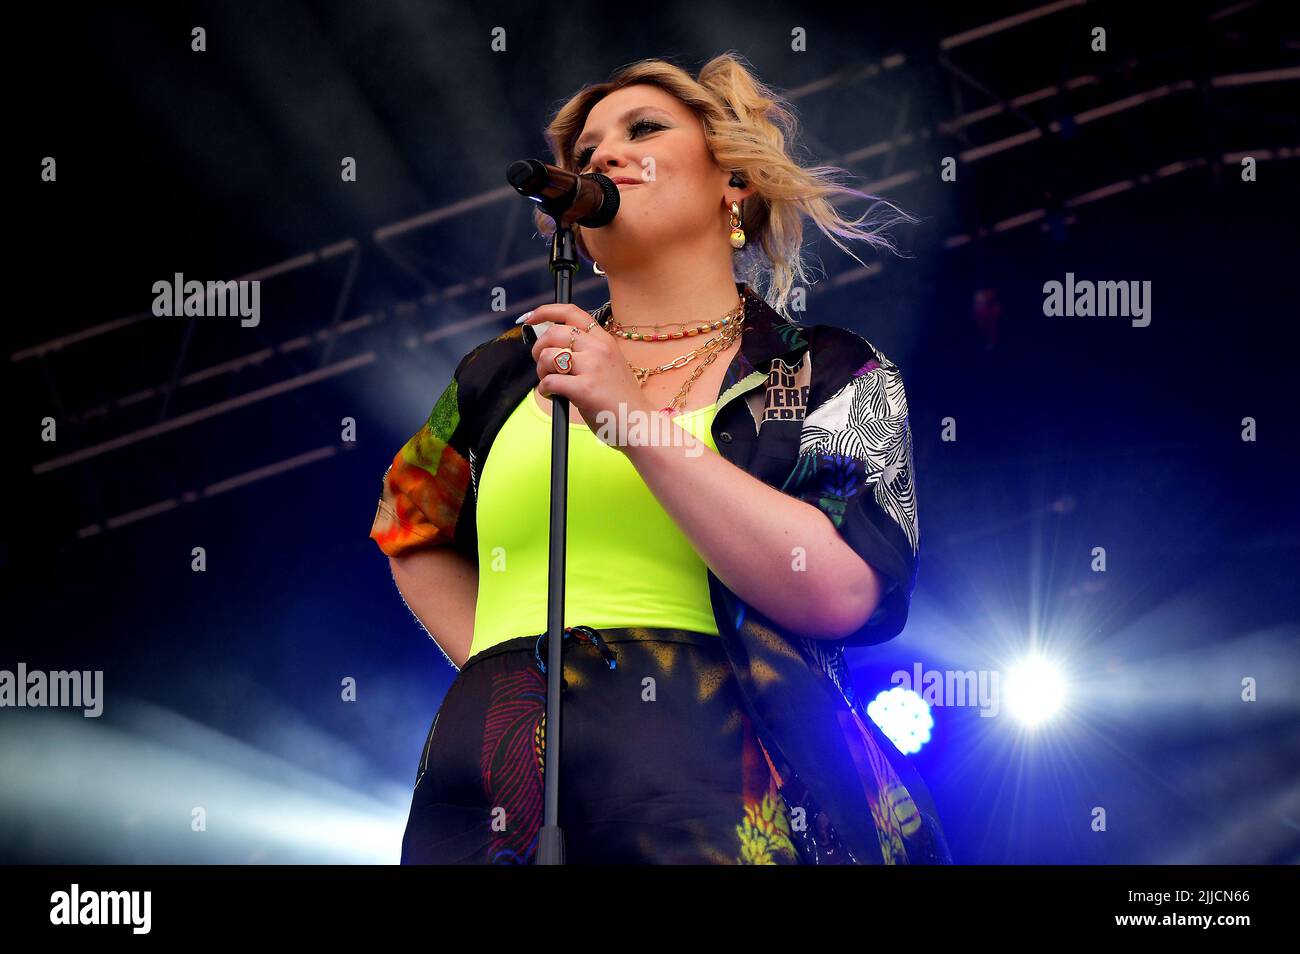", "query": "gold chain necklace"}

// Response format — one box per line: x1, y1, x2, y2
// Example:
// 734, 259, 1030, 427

608, 297, 745, 341
628, 318, 744, 412
591, 294, 748, 413
626, 327, 728, 383
660, 323, 743, 413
